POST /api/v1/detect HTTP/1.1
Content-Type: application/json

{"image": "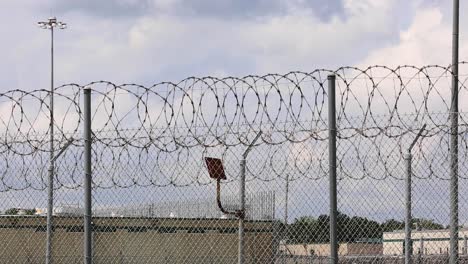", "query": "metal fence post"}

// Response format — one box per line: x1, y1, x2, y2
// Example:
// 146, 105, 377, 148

450, 0, 459, 263
328, 74, 338, 264
405, 124, 426, 264
239, 158, 246, 264
284, 173, 290, 224
464, 236, 467, 255
46, 164, 54, 264
405, 153, 413, 264
84, 87, 93, 264
420, 237, 424, 255
239, 131, 262, 264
